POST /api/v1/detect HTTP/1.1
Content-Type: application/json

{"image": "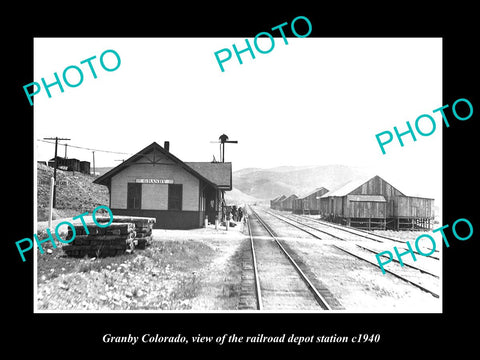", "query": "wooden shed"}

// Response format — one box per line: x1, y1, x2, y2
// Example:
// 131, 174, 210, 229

391, 195, 434, 230
319, 175, 434, 230
280, 194, 298, 212
292, 197, 303, 214
48, 156, 81, 172
79, 161, 90, 175
270, 195, 286, 210
293, 187, 329, 214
